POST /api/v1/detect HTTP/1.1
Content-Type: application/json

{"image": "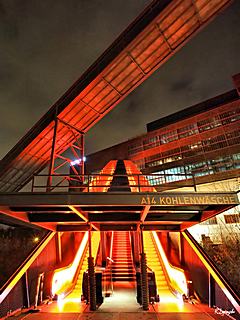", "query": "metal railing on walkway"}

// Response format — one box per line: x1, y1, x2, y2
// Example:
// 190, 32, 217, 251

30, 173, 198, 193
182, 230, 240, 315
